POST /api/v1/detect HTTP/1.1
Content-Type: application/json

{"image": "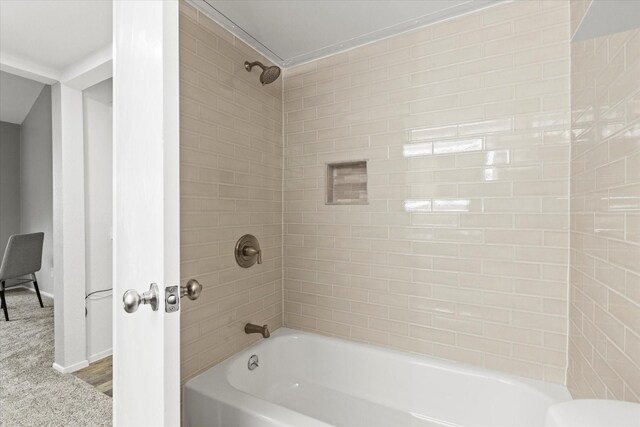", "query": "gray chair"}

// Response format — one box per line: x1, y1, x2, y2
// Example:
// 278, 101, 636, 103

0, 232, 45, 321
